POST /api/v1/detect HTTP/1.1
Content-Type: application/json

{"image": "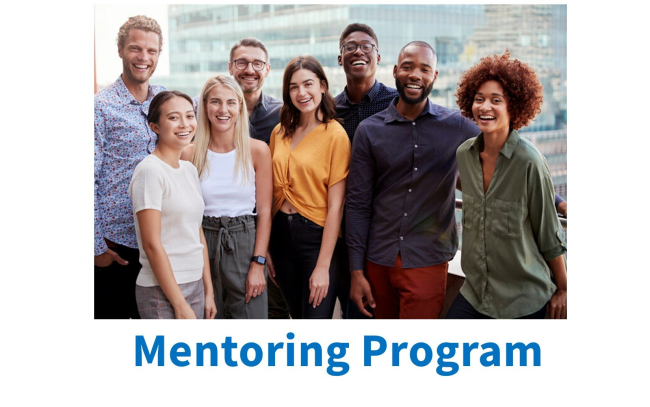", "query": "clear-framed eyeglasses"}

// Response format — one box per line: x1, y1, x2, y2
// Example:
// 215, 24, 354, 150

340, 42, 378, 54
232, 59, 267, 71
